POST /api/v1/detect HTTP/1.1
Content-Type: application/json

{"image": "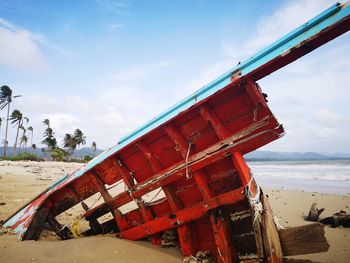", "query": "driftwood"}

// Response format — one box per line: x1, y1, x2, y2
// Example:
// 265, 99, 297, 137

319, 210, 350, 228
278, 223, 329, 256
307, 203, 325, 222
